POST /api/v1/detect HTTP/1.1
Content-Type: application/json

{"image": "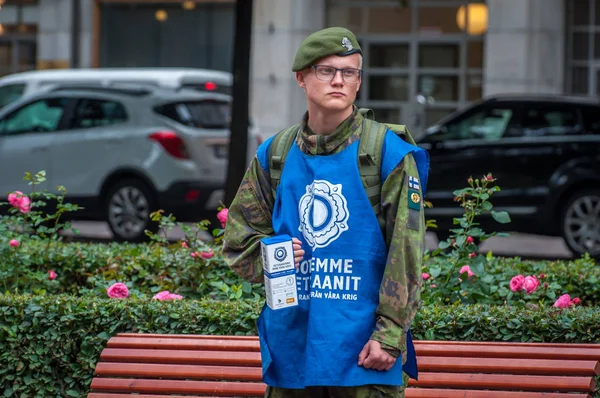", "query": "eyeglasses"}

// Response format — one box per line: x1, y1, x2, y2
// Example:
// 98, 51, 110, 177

312, 65, 362, 84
